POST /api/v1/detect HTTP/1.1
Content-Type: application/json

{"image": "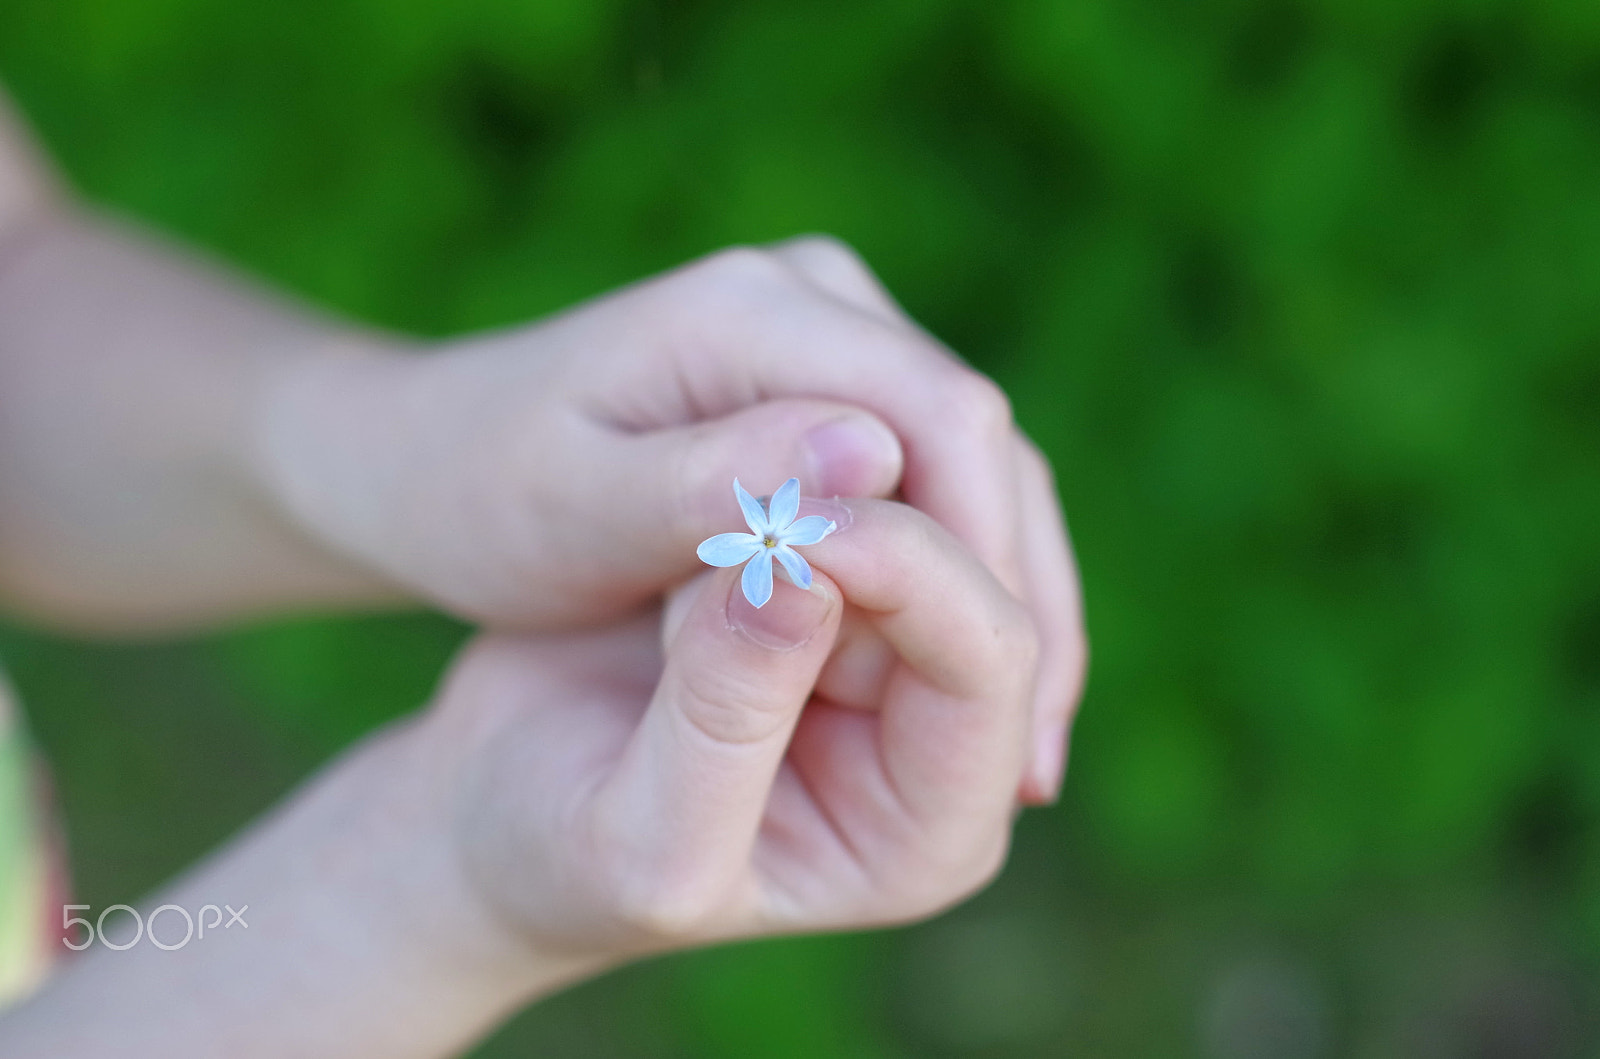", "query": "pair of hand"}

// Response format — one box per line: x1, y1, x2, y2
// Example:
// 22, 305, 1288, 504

258, 236, 1086, 966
